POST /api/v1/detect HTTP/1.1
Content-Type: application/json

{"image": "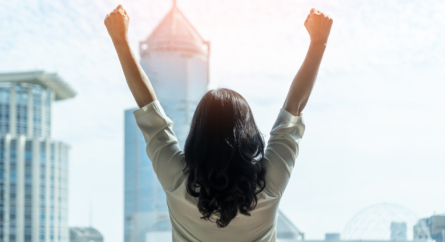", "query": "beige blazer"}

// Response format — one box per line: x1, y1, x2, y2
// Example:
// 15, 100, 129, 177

134, 100, 305, 242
